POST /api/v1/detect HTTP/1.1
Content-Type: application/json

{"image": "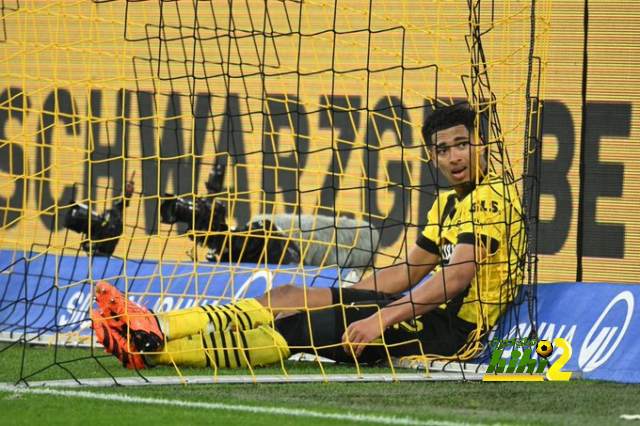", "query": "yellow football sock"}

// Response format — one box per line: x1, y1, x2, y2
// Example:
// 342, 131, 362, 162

149, 325, 291, 369
160, 299, 273, 341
